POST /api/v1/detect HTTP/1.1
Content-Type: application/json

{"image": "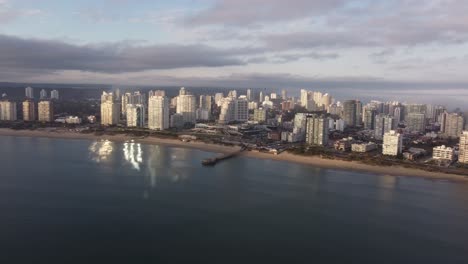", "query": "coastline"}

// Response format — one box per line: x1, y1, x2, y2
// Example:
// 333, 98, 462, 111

1, 128, 467, 183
